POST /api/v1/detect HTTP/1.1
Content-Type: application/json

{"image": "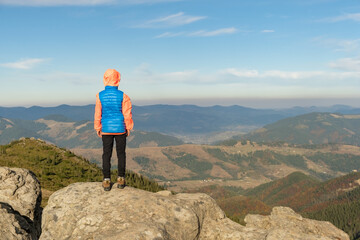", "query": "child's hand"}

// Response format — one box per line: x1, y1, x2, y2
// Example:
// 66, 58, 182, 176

126, 130, 130, 137
97, 130, 102, 138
